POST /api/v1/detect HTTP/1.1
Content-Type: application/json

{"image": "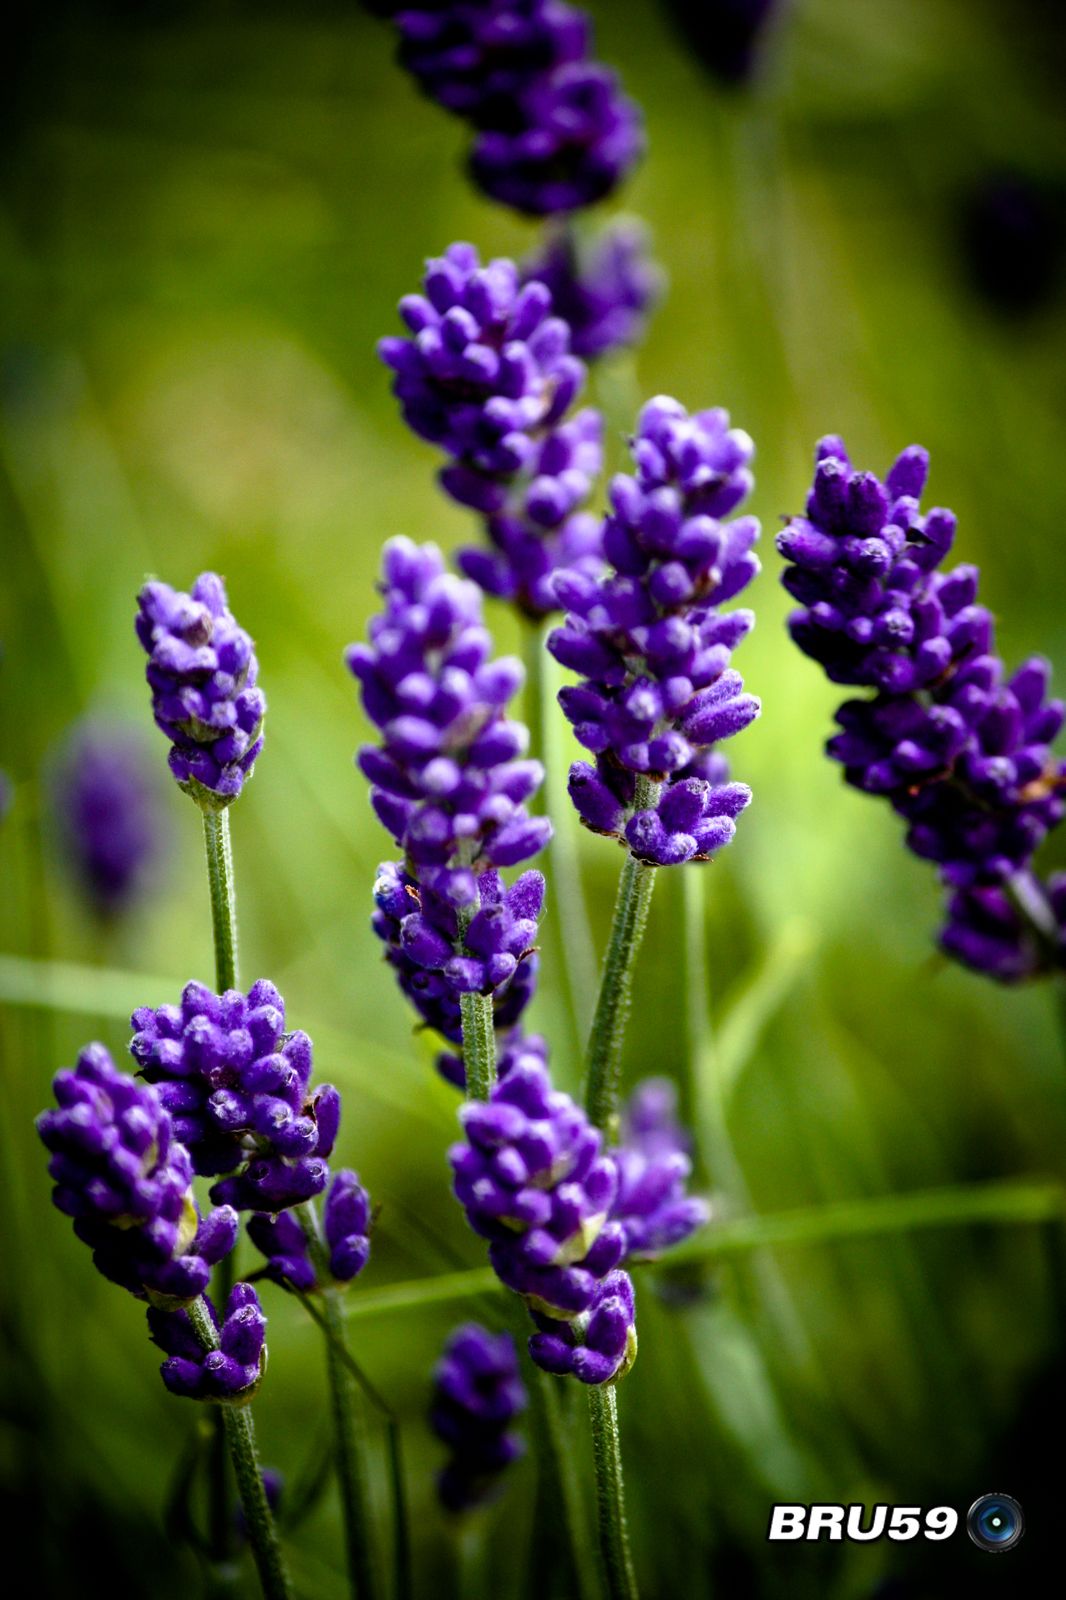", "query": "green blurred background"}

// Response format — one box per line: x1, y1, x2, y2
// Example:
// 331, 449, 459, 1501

3, 2, 1066, 1595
